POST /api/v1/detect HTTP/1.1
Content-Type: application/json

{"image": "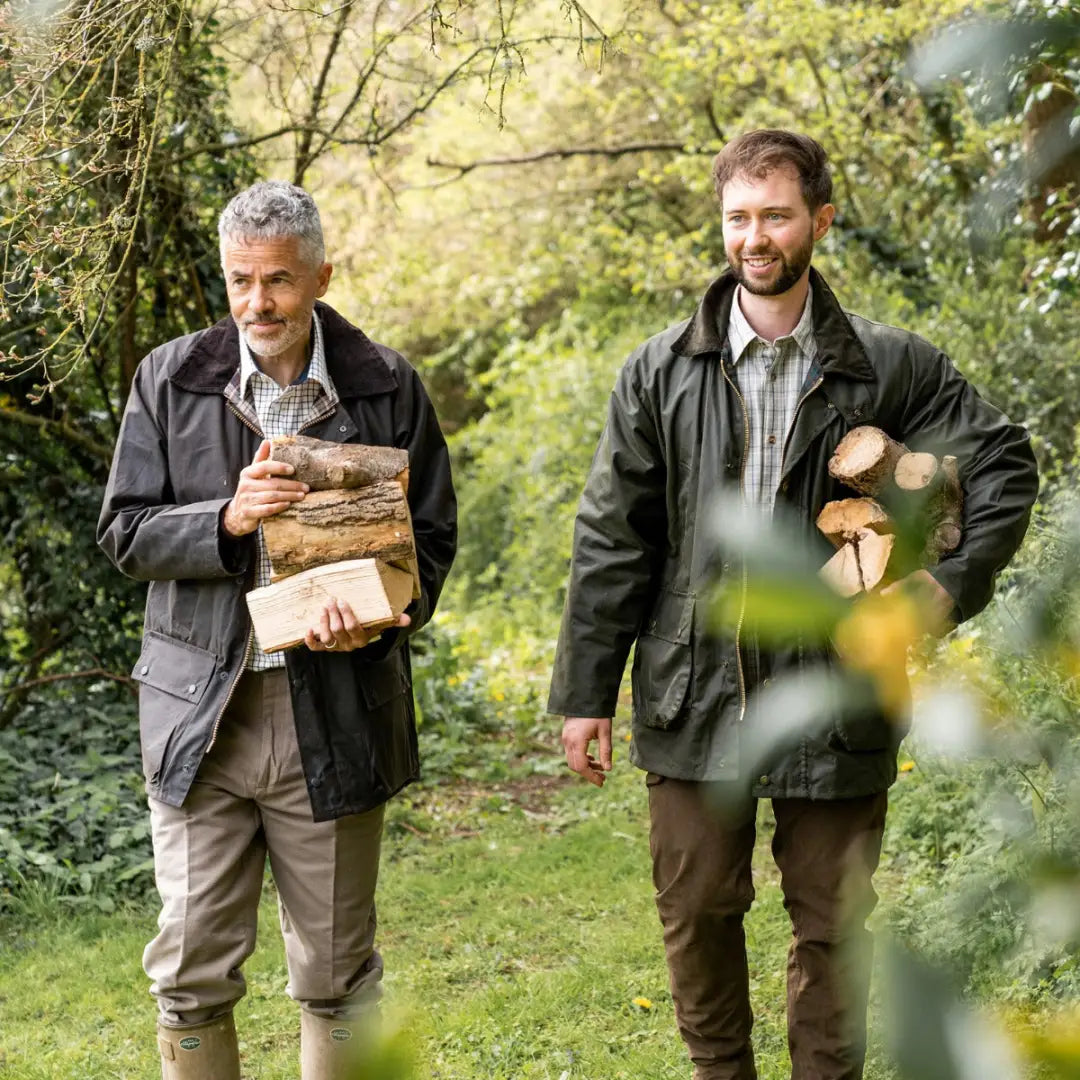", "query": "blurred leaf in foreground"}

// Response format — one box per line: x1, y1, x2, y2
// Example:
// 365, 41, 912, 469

880, 939, 1023, 1080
